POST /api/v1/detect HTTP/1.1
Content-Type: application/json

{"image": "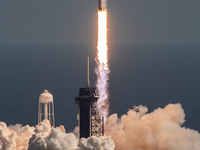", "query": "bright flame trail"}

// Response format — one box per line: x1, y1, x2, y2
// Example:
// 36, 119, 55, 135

95, 10, 109, 119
